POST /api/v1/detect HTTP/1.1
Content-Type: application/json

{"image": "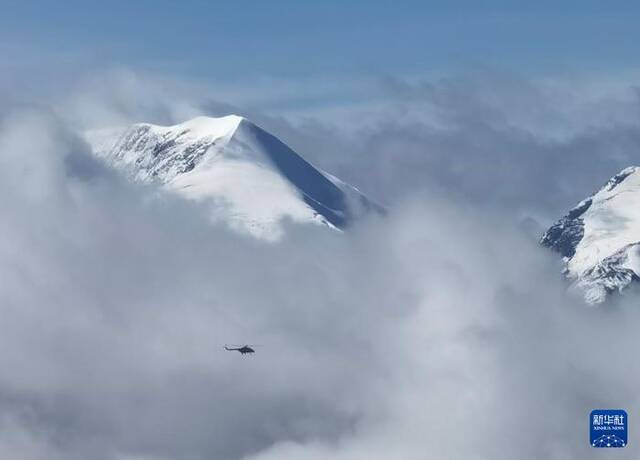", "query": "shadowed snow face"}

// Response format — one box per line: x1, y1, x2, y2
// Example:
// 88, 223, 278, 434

1, 72, 640, 460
